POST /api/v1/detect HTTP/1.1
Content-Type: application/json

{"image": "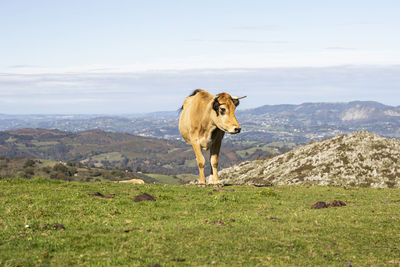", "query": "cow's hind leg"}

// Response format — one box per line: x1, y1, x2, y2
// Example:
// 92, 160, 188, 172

191, 143, 206, 186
